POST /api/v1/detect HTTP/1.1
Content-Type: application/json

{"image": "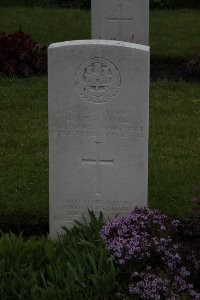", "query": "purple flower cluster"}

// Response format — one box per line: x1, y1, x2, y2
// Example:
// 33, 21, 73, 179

129, 270, 200, 300
129, 272, 169, 299
100, 207, 180, 265
100, 207, 200, 299
187, 250, 200, 271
